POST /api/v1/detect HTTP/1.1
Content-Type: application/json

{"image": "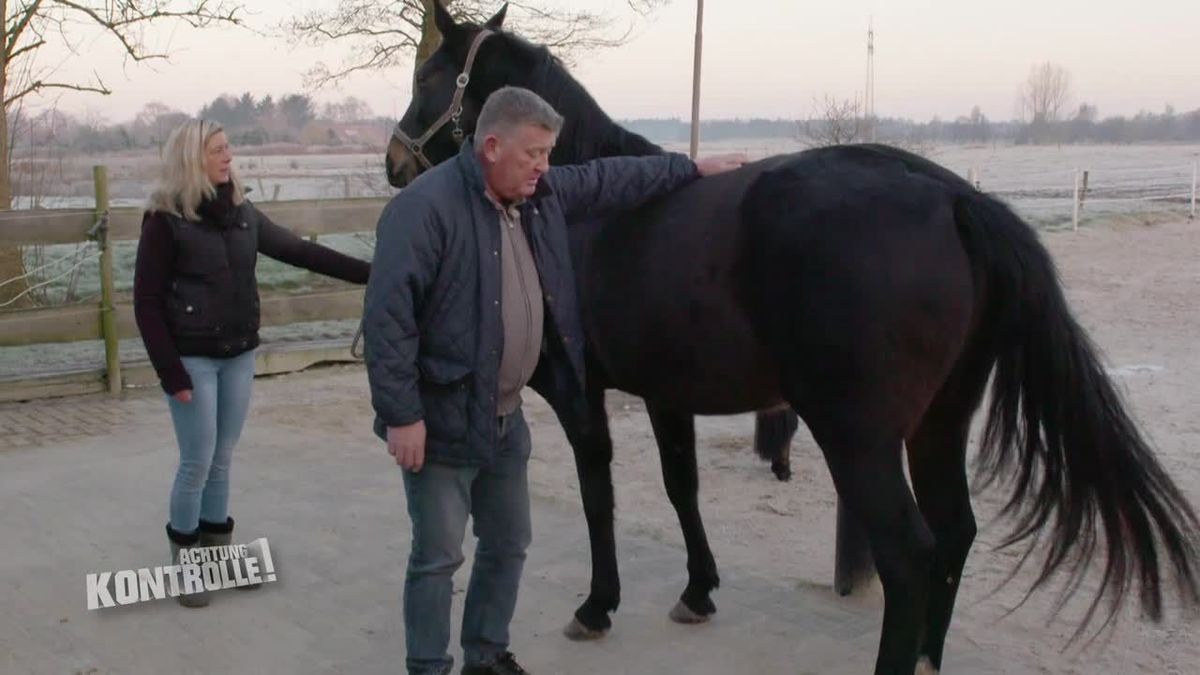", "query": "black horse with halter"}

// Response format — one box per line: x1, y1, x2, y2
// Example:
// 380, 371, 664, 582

391, 29, 494, 170
357, 28, 495, 359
